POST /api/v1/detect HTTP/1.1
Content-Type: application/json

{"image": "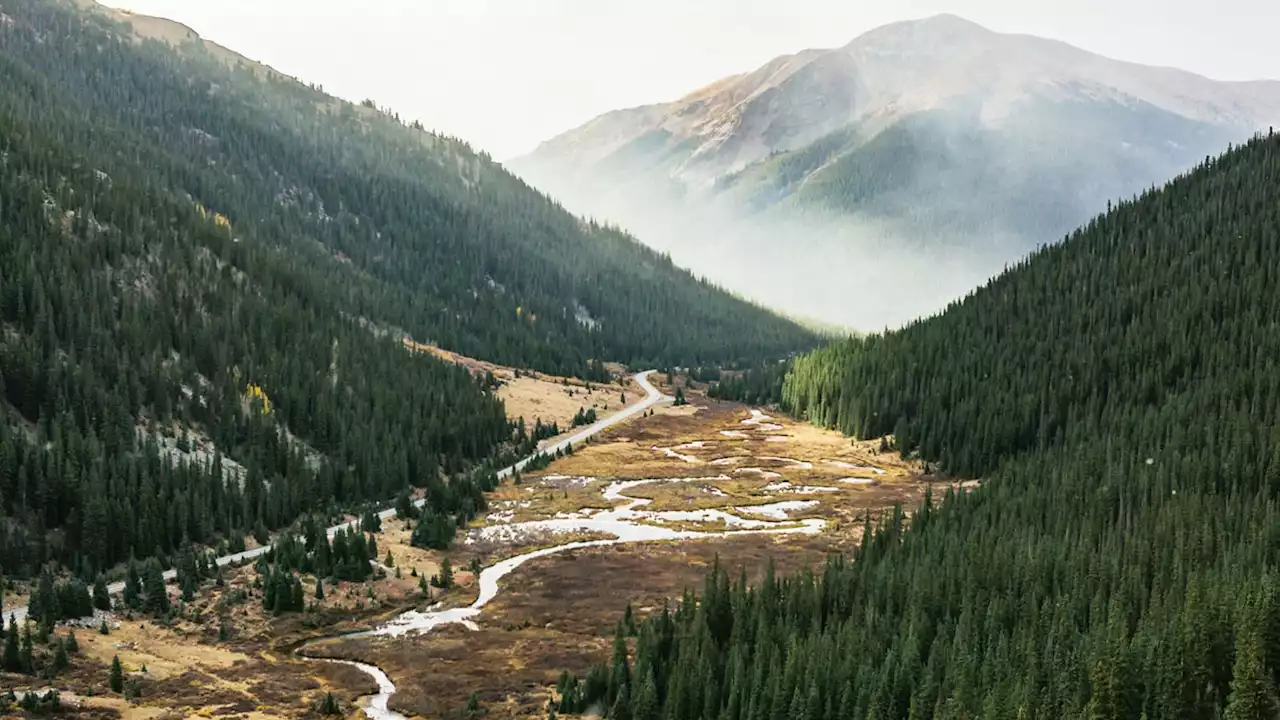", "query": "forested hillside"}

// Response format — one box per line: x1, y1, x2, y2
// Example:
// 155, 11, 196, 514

0, 0, 815, 580
0, 0, 814, 377
566, 132, 1280, 719
0, 71, 516, 578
